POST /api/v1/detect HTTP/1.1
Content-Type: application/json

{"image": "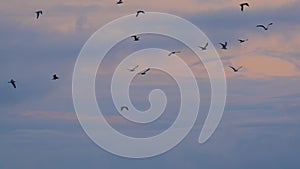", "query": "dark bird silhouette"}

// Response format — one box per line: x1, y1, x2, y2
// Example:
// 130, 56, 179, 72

121, 106, 129, 111
229, 66, 243, 72
131, 35, 140, 41
256, 23, 273, 30
168, 51, 181, 56
198, 42, 208, 50
238, 39, 248, 43
35, 10, 43, 19
8, 79, 16, 88
136, 10, 145, 17
138, 68, 150, 75
52, 74, 59, 80
240, 2, 249, 11
128, 65, 139, 72
116, 0, 123, 4
219, 42, 228, 50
